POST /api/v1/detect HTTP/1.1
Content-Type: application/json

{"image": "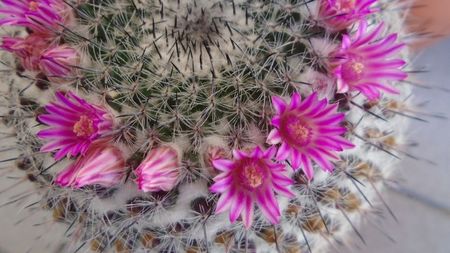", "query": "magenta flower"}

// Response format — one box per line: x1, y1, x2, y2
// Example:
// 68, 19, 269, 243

1, 34, 52, 71
135, 146, 181, 192
55, 141, 126, 188
37, 91, 113, 160
210, 146, 294, 229
40, 45, 79, 78
267, 92, 354, 180
1, 34, 78, 77
332, 21, 407, 100
0, 0, 74, 34
318, 0, 377, 31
